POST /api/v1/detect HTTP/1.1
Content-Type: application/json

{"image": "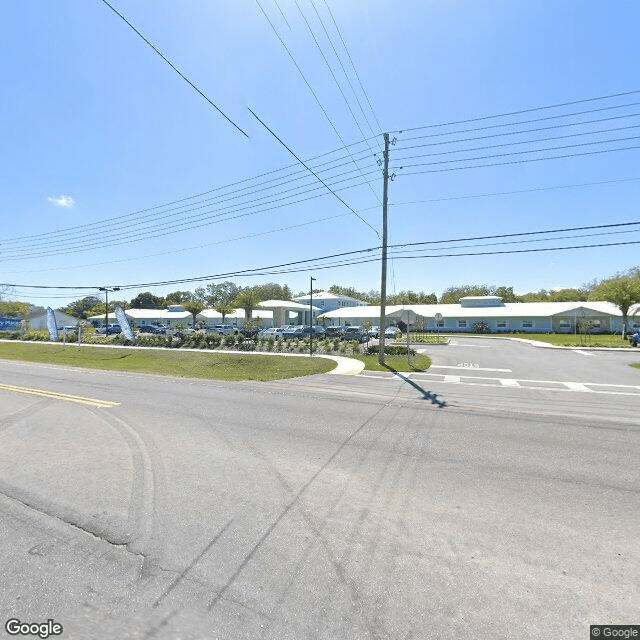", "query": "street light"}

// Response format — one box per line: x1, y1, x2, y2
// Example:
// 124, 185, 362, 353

98, 286, 120, 334
310, 276, 316, 358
